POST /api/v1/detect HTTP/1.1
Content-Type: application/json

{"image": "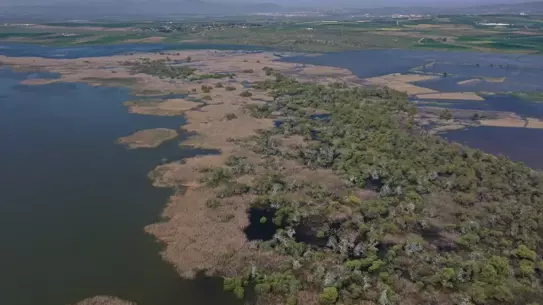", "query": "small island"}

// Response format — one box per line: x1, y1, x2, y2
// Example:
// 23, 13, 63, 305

116, 128, 178, 149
